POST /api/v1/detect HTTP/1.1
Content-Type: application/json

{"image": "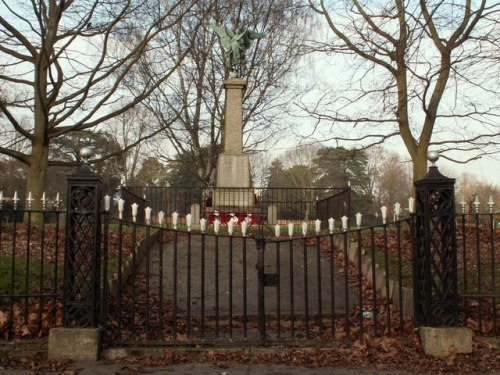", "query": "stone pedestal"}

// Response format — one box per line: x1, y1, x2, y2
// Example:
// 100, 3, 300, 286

216, 153, 251, 187
48, 327, 100, 360
419, 327, 473, 357
213, 188, 255, 212
190, 203, 200, 224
